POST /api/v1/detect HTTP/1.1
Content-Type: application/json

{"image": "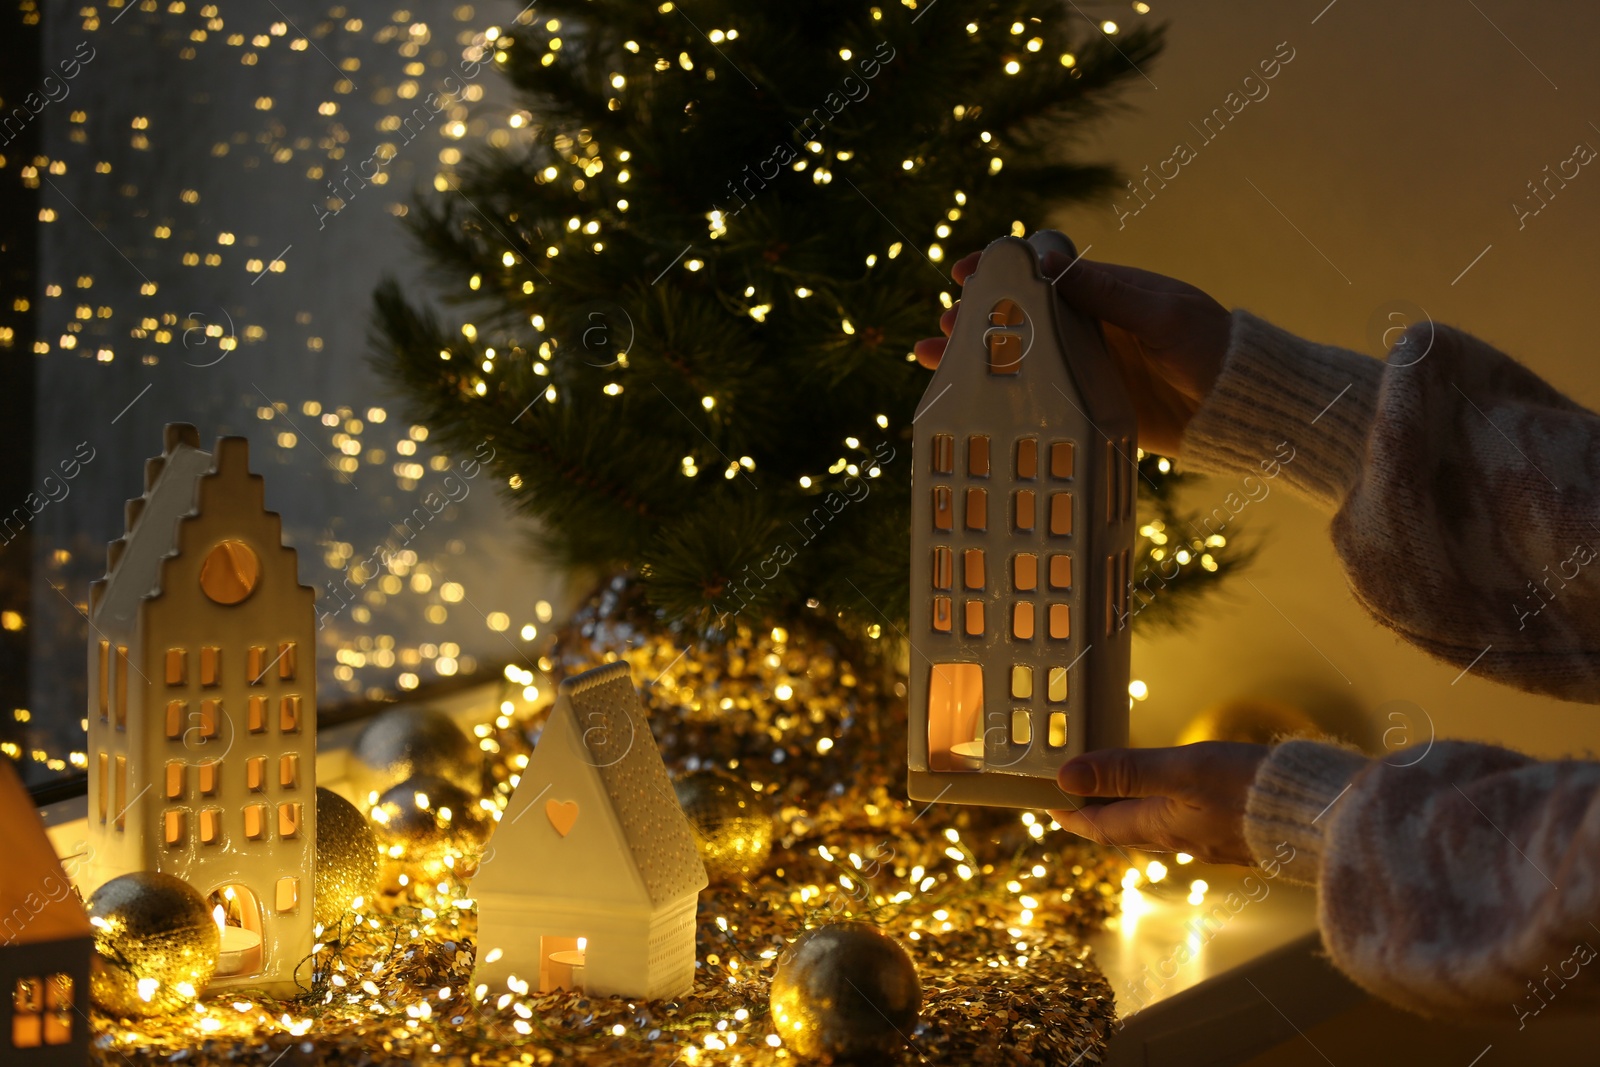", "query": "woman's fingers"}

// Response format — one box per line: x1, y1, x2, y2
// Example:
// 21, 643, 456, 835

951, 251, 982, 285
1049, 796, 1178, 853
1046, 256, 1163, 335
913, 336, 947, 369
1058, 746, 1204, 799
